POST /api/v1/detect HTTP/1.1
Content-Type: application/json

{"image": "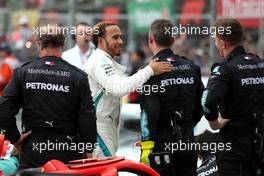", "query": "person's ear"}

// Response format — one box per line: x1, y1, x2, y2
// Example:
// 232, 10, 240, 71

220, 39, 225, 49
60, 46, 64, 52
149, 32, 154, 44
35, 39, 39, 47
170, 37, 175, 46
98, 37, 104, 47
36, 42, 43, 56
36, 40, 41, 51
